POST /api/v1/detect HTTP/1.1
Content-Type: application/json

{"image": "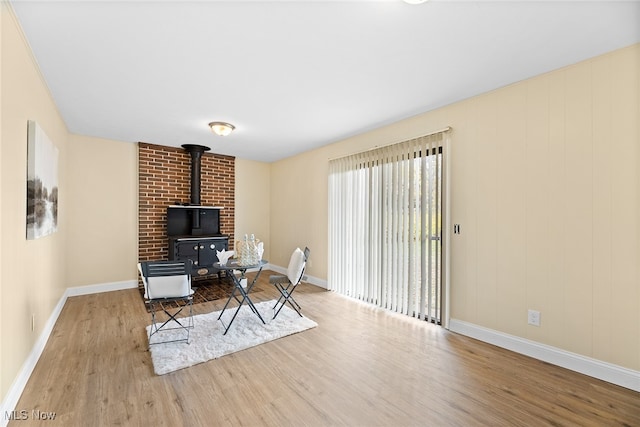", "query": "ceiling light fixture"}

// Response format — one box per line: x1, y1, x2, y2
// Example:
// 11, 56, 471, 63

403, 0, 428, 4
208, 121, 235, 136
